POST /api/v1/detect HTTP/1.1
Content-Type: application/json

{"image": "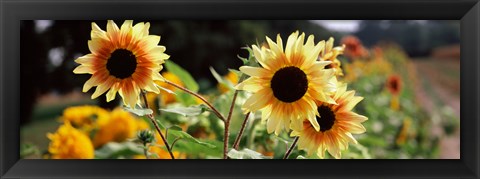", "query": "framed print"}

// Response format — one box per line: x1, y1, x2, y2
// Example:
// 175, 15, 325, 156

1, 0, 479, 178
